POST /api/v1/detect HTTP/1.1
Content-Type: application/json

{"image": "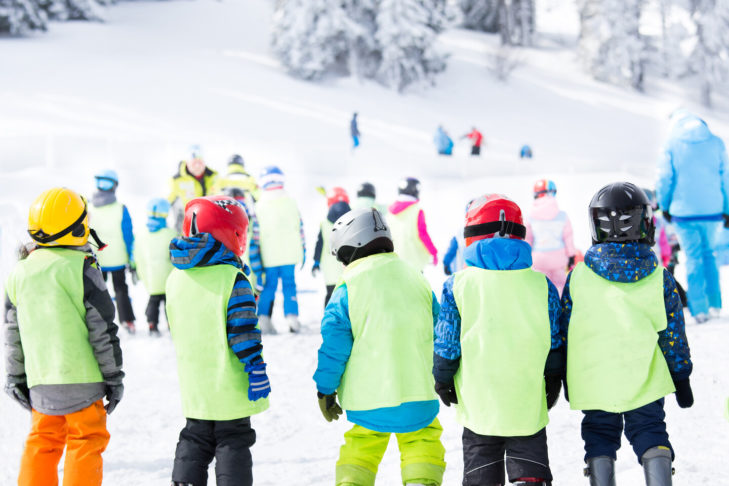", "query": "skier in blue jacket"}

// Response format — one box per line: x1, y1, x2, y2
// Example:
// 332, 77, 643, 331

656, 110, 729, 322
